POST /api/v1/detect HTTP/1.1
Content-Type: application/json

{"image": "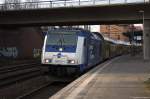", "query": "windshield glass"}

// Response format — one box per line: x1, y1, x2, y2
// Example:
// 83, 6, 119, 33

46, 31, 77, 46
